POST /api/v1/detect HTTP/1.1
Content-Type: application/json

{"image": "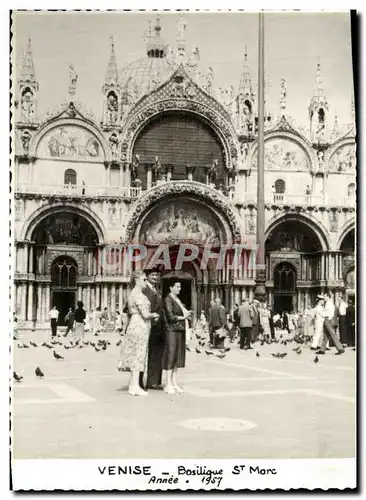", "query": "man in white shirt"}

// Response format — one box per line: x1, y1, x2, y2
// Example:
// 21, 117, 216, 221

49, 305, 59, 337
316, 293, 345, 355
338, 296, 348, 345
